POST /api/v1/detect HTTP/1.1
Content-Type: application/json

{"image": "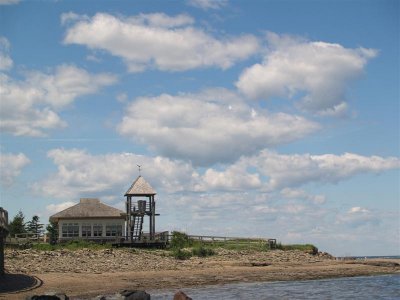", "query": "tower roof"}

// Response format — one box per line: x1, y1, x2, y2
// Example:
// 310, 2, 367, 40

125, 176, 156, 196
